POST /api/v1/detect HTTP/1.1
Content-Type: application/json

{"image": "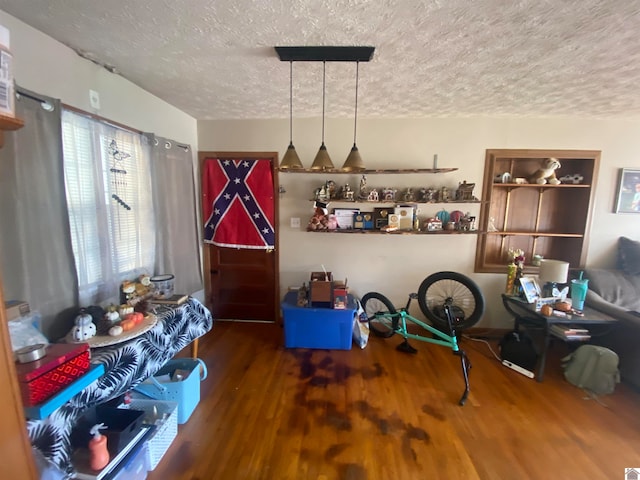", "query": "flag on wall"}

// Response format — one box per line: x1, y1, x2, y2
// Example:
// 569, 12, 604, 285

202, 158, 275, 249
